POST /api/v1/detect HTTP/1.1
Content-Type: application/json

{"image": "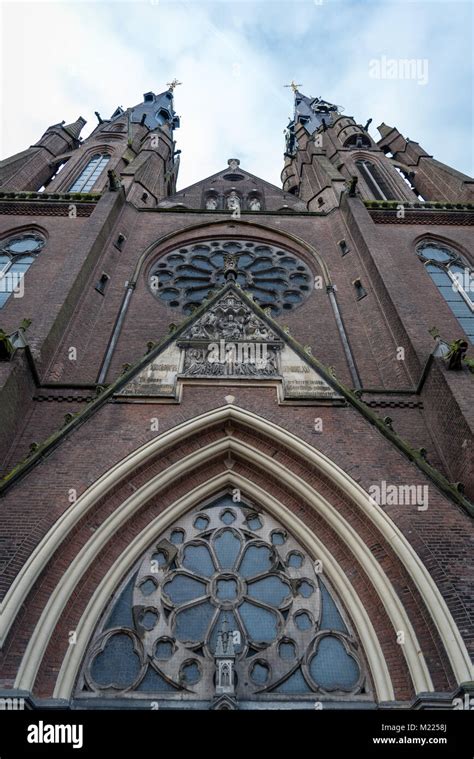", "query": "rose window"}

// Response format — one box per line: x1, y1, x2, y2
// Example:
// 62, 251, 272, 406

76, 494, 369, 706
149, 240, 313, 316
